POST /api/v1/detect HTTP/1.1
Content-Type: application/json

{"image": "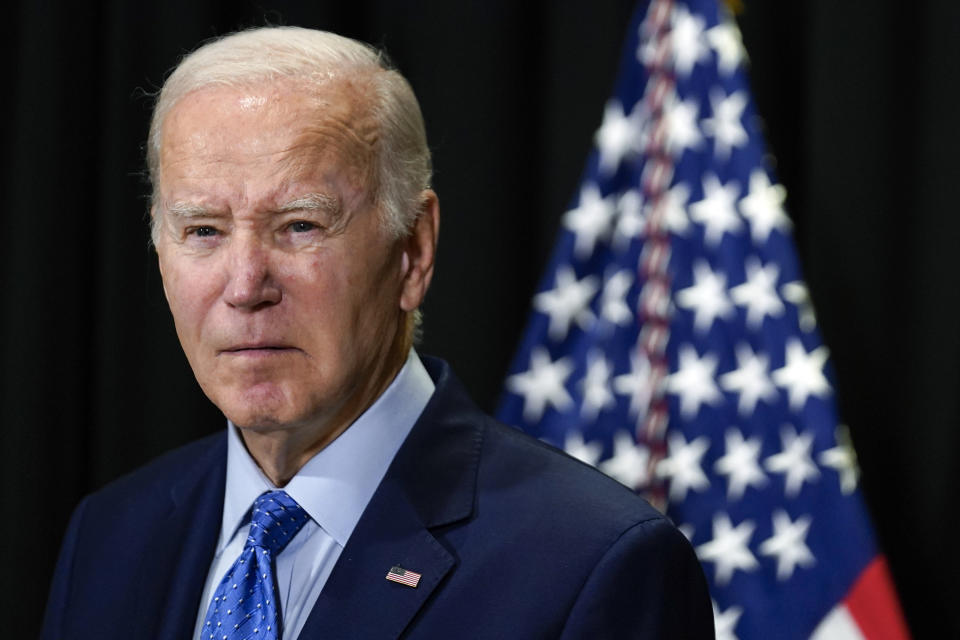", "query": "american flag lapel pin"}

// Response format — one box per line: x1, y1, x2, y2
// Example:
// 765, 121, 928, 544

385, 565, 422, 588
